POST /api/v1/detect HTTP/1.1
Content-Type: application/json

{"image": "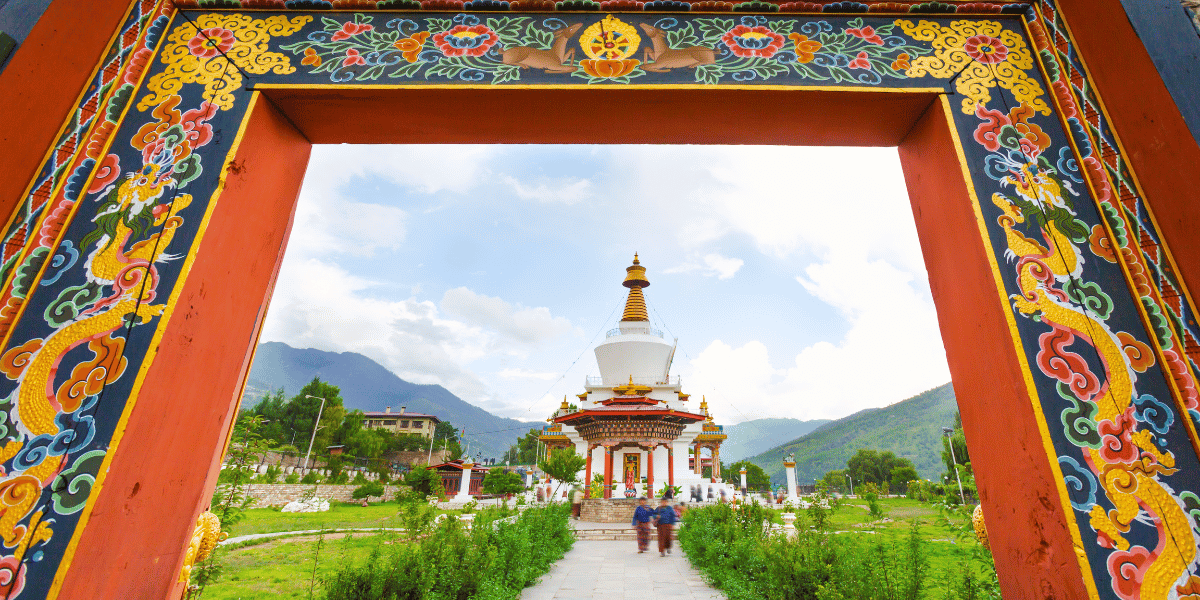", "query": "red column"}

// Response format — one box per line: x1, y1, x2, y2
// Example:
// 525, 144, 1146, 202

668, 446, 674, 487
584, 445, 593, 499
647, 447, 655, 498
603, 447, 613, 499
